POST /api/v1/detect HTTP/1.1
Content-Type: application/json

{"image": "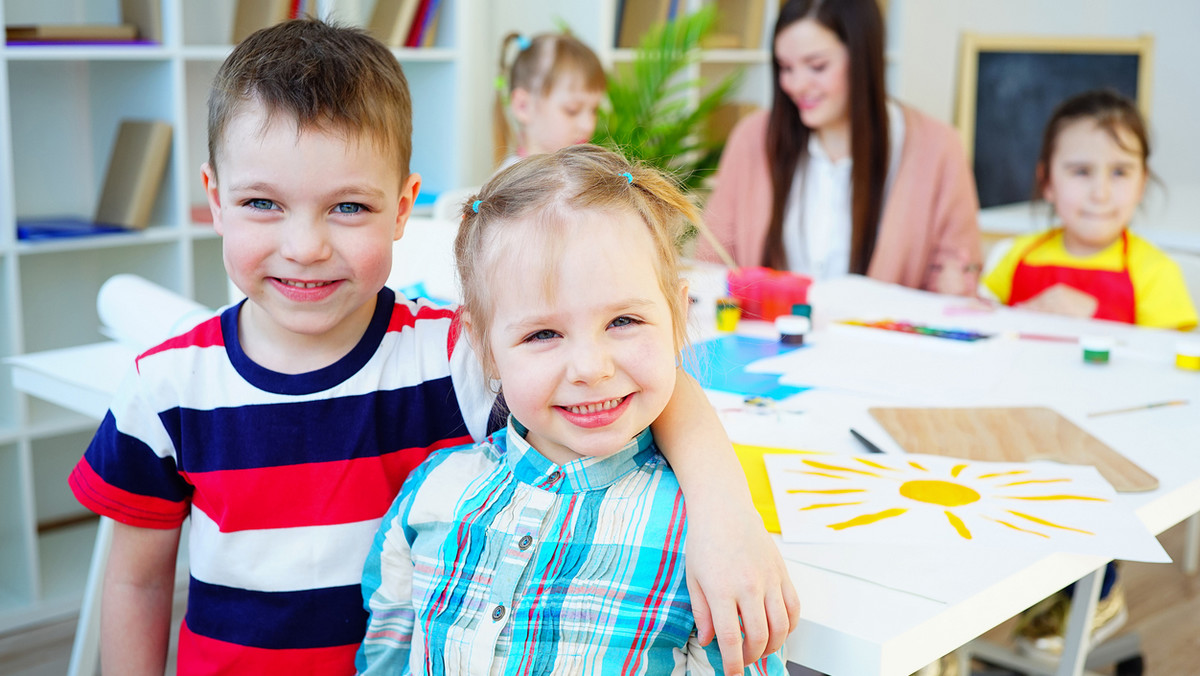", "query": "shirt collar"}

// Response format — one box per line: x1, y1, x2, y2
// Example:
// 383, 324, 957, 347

501, 417, 658, 492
